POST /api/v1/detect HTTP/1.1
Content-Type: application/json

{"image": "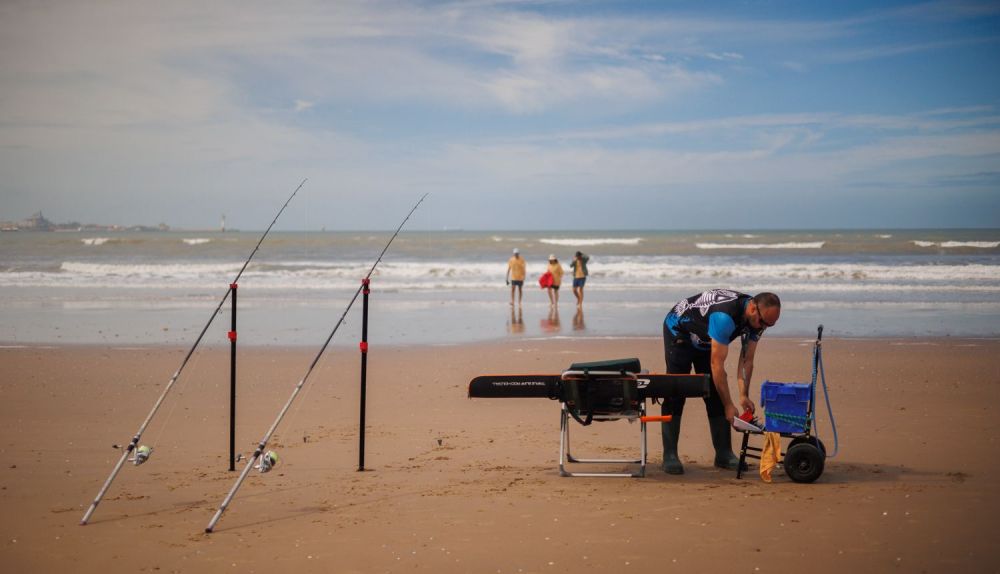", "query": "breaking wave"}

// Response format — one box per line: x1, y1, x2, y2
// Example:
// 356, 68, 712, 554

696, 242, 825, 249
0, 259, 994, 294
540, 238, 643, 246
912, 241, 999, 248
